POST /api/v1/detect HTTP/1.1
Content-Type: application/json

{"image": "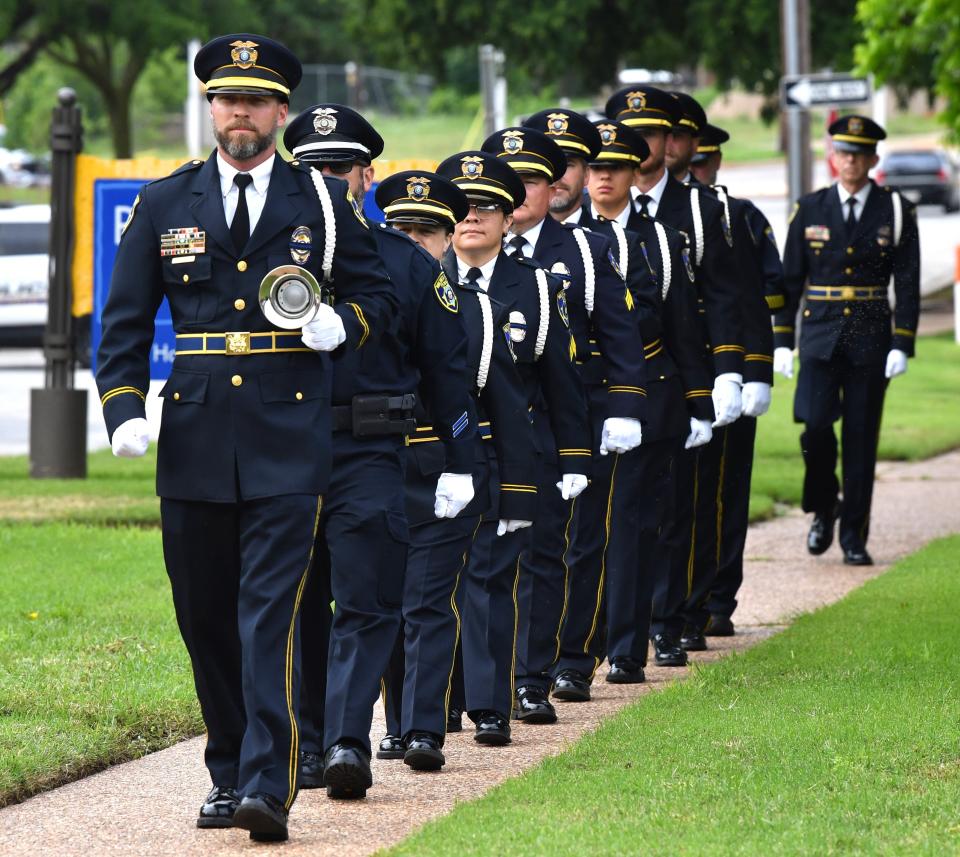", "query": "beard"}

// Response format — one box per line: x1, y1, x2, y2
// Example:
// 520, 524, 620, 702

213, 120, 277, 160
549, 185, 582, 214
